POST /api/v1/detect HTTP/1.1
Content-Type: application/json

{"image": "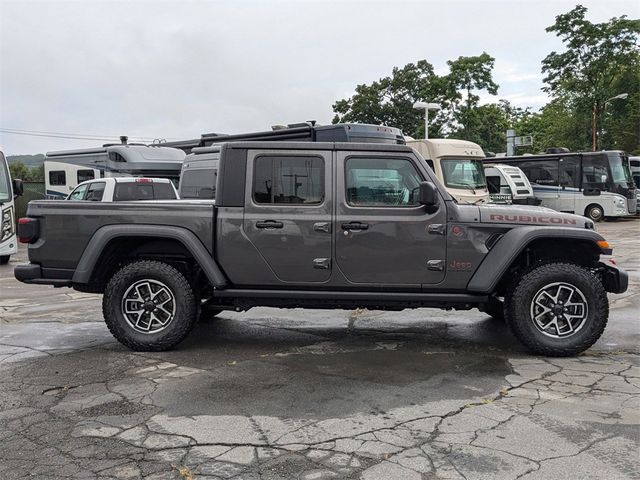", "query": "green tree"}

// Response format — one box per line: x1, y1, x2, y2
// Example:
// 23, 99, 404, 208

541, 5, 640, 151
446, 53, 499, 139
8, 161, 44, 182
332, 54, 500, 140
332, 60, 449, 138
9, 161, 31, 181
